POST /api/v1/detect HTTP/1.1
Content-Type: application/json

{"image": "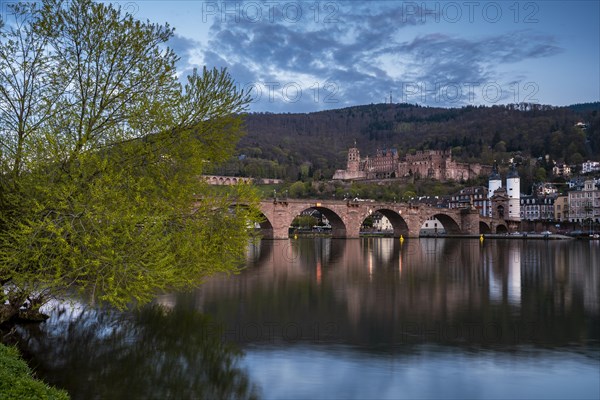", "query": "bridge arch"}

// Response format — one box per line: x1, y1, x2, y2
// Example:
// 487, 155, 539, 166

366, 208, 409, 237
257, 214, 275, 239
308, 206, 347, 238
495, 224, 508, 234
479, 221, 491, 234
430, 213, 461, 235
